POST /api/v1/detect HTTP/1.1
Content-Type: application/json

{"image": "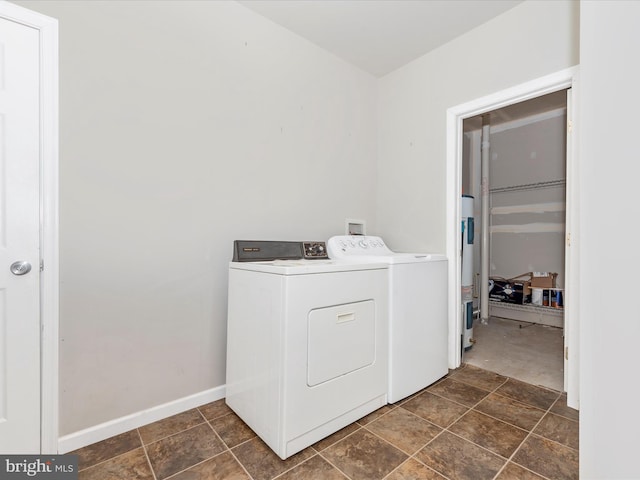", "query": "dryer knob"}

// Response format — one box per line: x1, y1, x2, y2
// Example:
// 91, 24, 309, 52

359, 240, 369, 248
